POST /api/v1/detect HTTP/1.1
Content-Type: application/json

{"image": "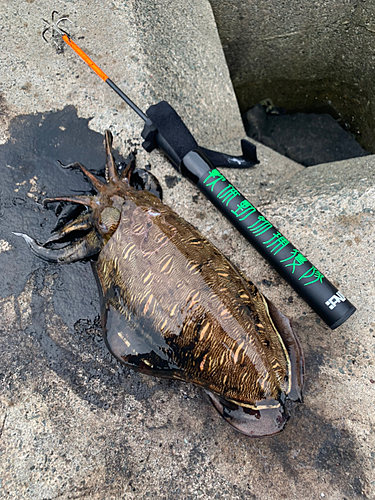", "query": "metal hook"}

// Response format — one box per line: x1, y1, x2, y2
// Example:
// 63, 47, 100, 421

42, 11, 73, 47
